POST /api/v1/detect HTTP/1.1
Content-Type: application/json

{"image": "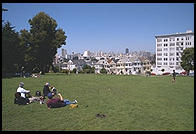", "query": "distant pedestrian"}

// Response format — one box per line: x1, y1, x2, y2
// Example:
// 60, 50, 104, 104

172, 70, 176, 83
